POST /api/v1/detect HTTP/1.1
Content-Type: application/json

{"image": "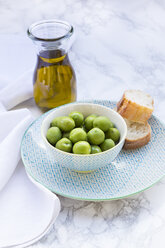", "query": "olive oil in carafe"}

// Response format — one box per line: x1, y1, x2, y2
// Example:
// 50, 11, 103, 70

33, 49, 77, 109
